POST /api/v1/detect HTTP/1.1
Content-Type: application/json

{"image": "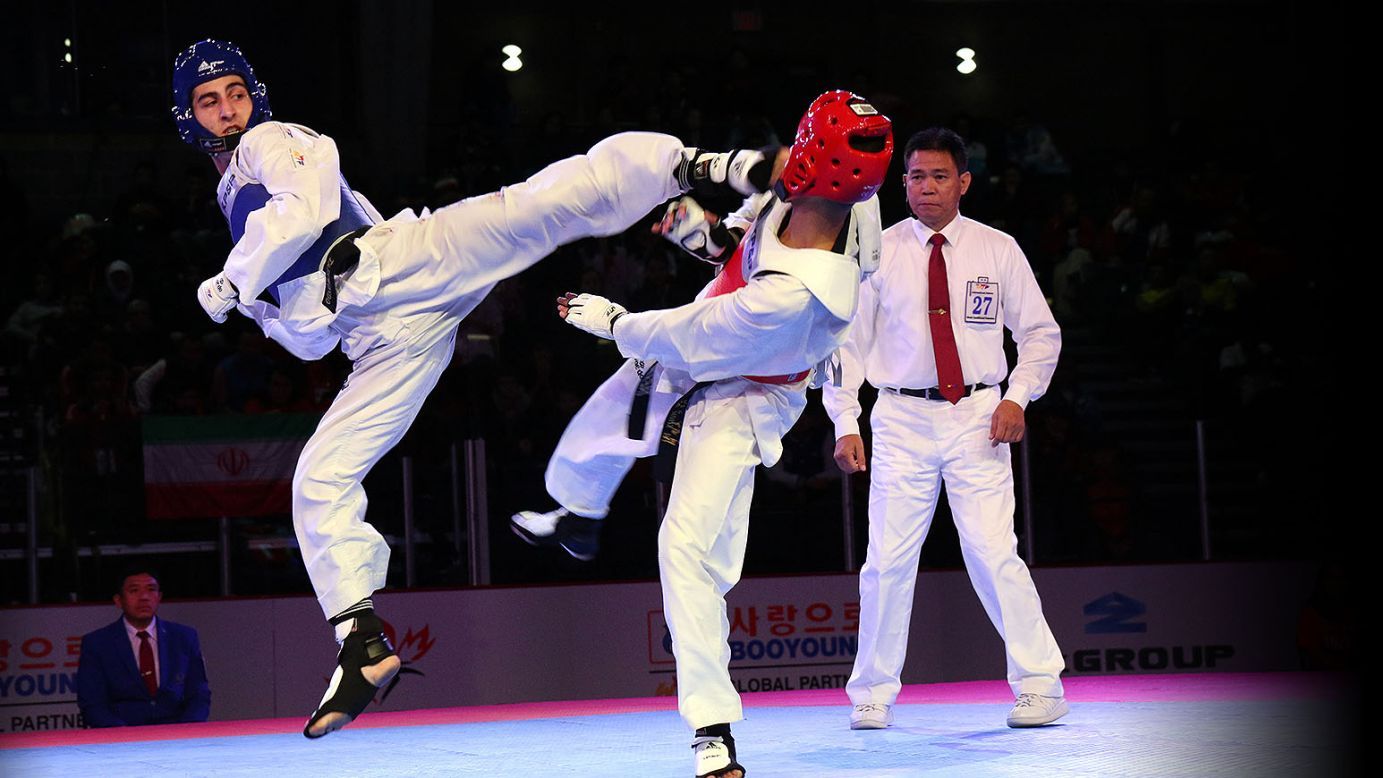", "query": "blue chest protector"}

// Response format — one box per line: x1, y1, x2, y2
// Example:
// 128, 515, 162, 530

227, 177, 376, 304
